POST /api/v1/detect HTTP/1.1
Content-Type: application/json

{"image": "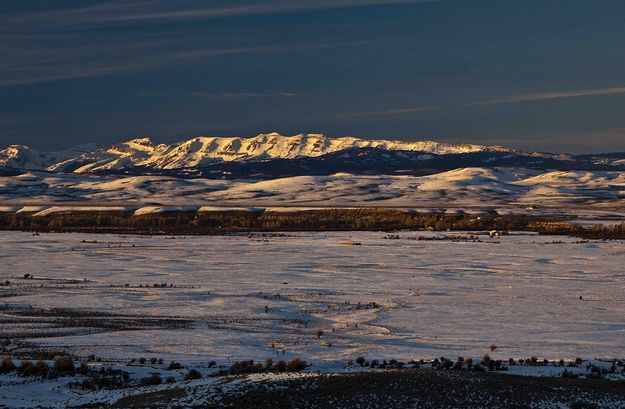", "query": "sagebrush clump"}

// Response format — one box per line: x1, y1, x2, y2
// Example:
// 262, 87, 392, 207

227, 358, 307, 375
54, 356, 75, 372
1, 357, 16, 373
